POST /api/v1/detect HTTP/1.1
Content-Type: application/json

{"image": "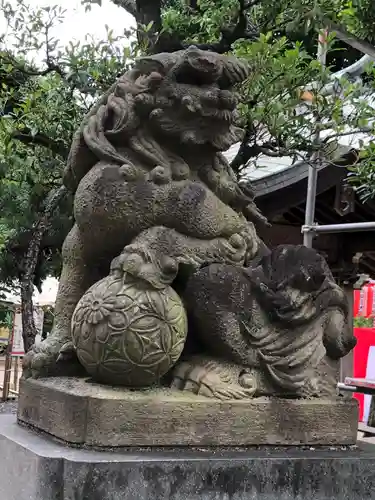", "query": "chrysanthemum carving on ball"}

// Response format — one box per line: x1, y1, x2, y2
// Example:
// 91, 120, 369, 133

74, 290, 117, 325
71, 274, 188, 386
